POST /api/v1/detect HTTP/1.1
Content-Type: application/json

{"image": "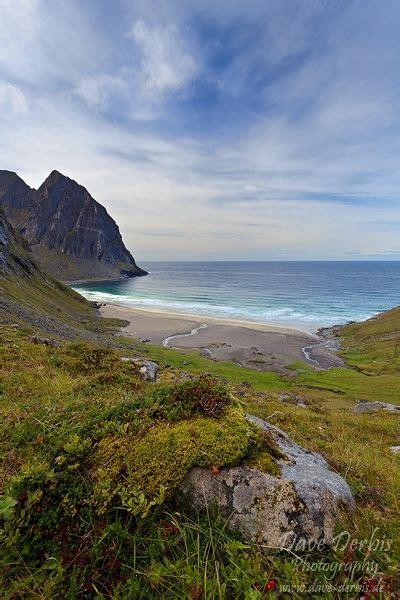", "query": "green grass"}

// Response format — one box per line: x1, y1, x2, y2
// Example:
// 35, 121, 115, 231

294, 364, 400, 403
1, 302, 400, 597
1, 325, 399, 598
139, 343, 288, 391
341, 307, 400, 375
